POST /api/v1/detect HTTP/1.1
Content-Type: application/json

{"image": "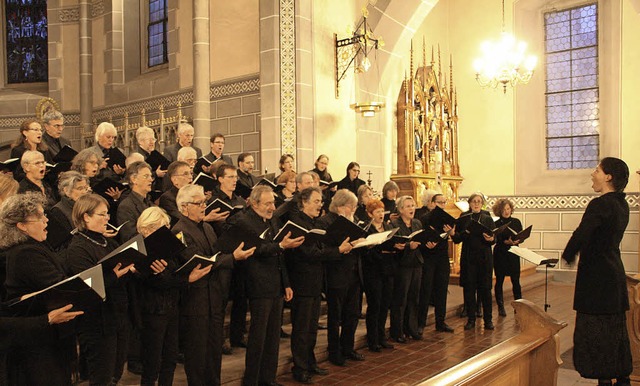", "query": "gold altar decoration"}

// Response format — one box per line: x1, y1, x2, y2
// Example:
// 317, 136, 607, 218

391, 40, 463, 274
